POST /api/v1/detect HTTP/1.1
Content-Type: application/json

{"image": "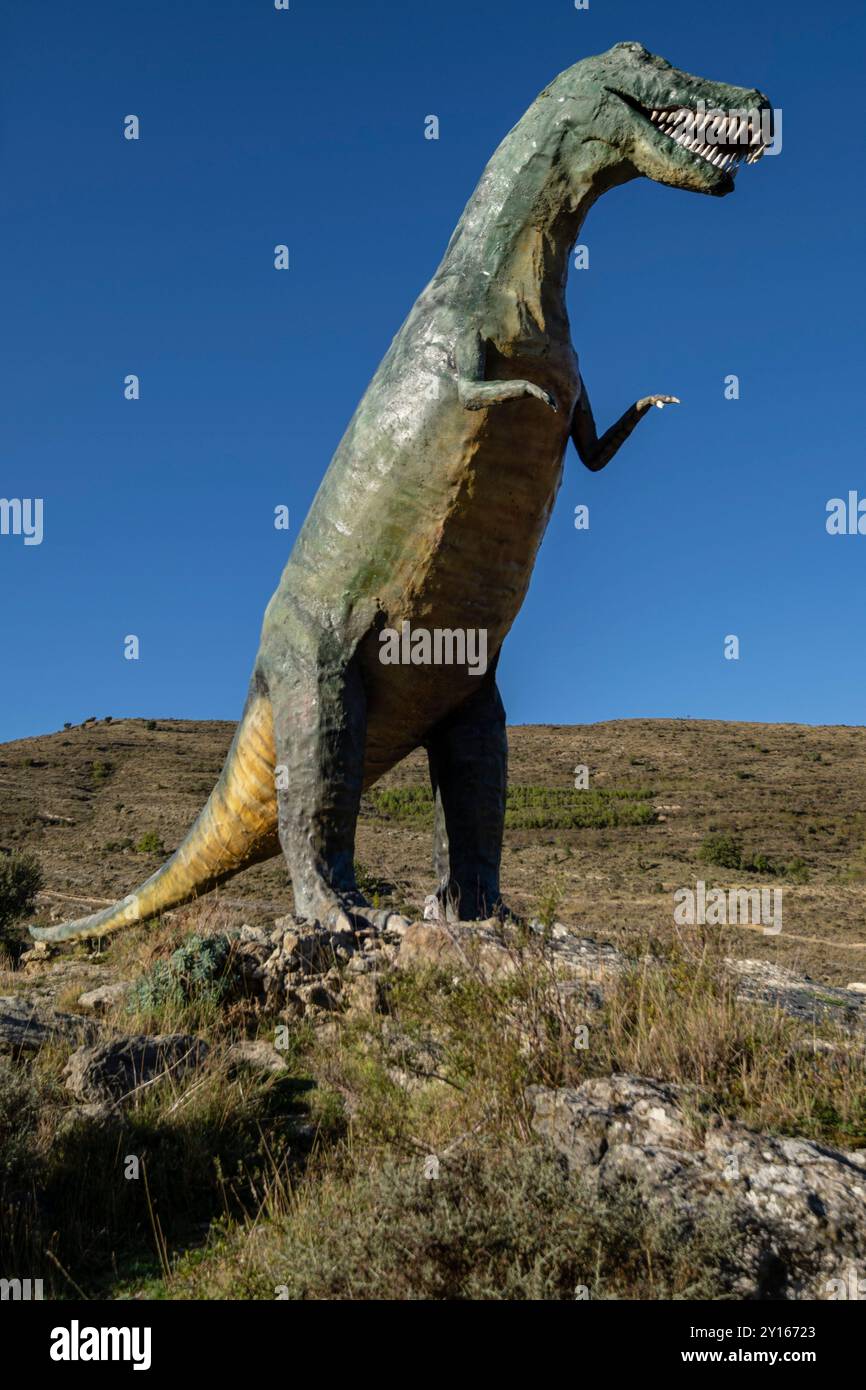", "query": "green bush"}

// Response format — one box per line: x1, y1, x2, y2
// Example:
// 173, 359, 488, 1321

698, 834, 809, 882
786, 857, 810, 884
134, 831, 164, 854
699, 833, 743, 870
0, 851, 43, 950
127, 932, 236, 1015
